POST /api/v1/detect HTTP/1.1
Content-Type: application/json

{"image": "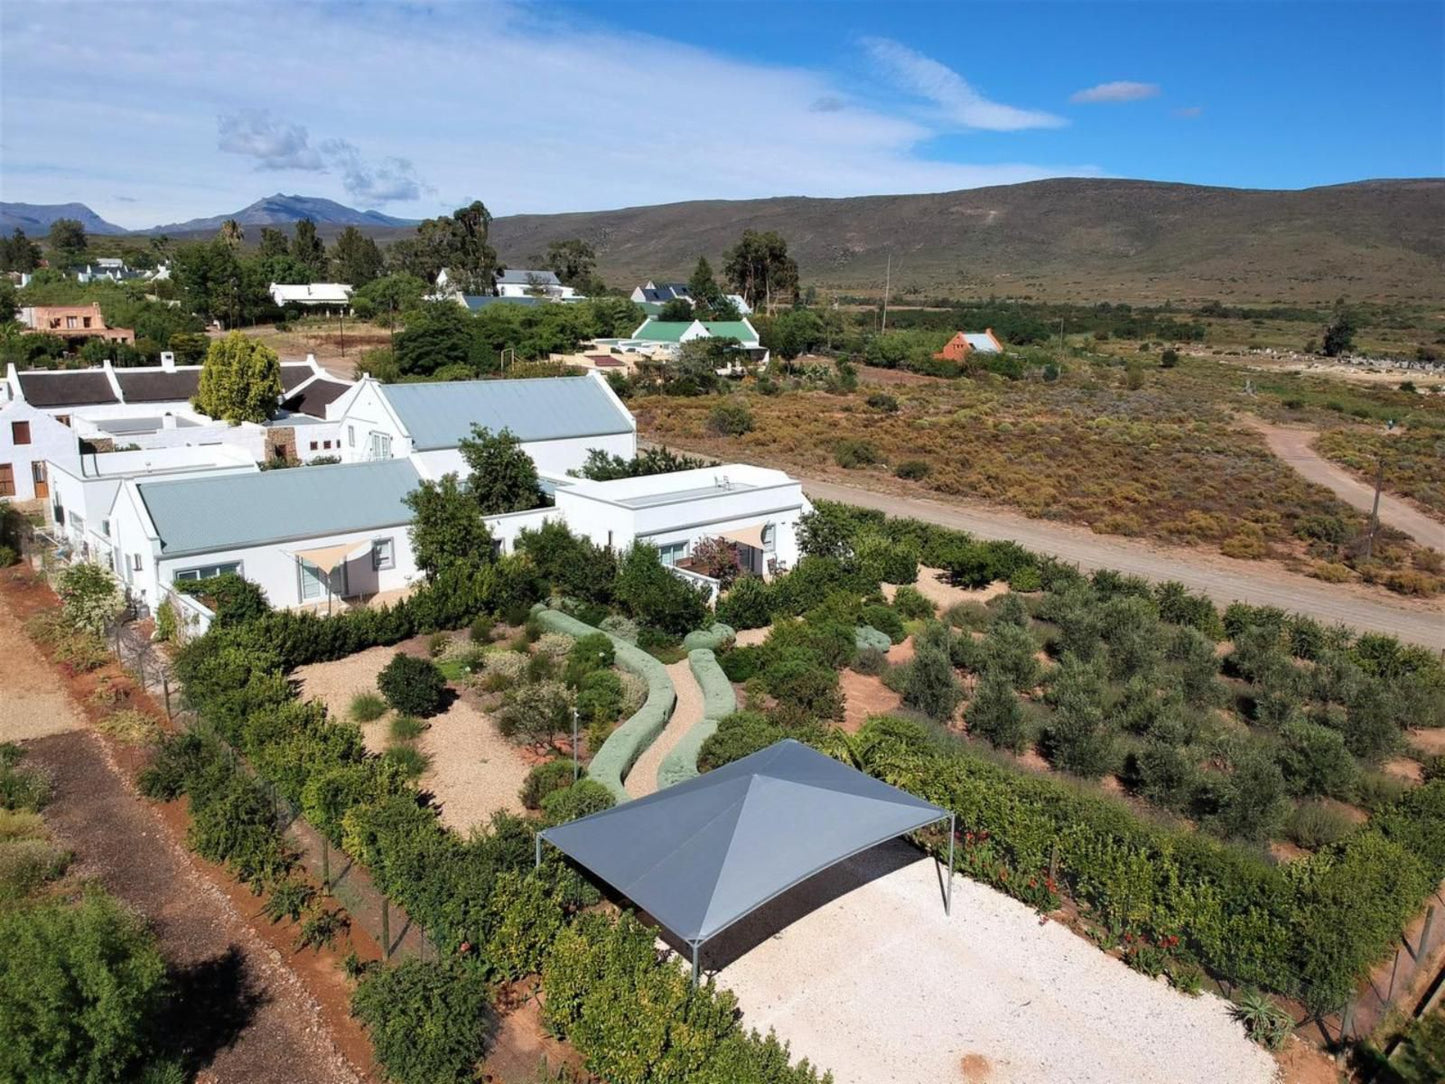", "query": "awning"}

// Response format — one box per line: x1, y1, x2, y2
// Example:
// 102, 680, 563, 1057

287, 539, 370, 574
718, 522, 768, 550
